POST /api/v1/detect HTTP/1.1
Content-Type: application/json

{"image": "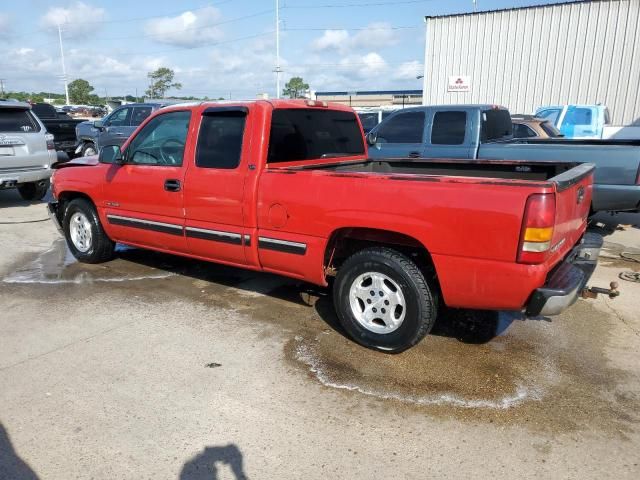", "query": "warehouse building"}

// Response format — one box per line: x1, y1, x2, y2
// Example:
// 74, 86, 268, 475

422, 0, 640, 125
314, 90, 423, 108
